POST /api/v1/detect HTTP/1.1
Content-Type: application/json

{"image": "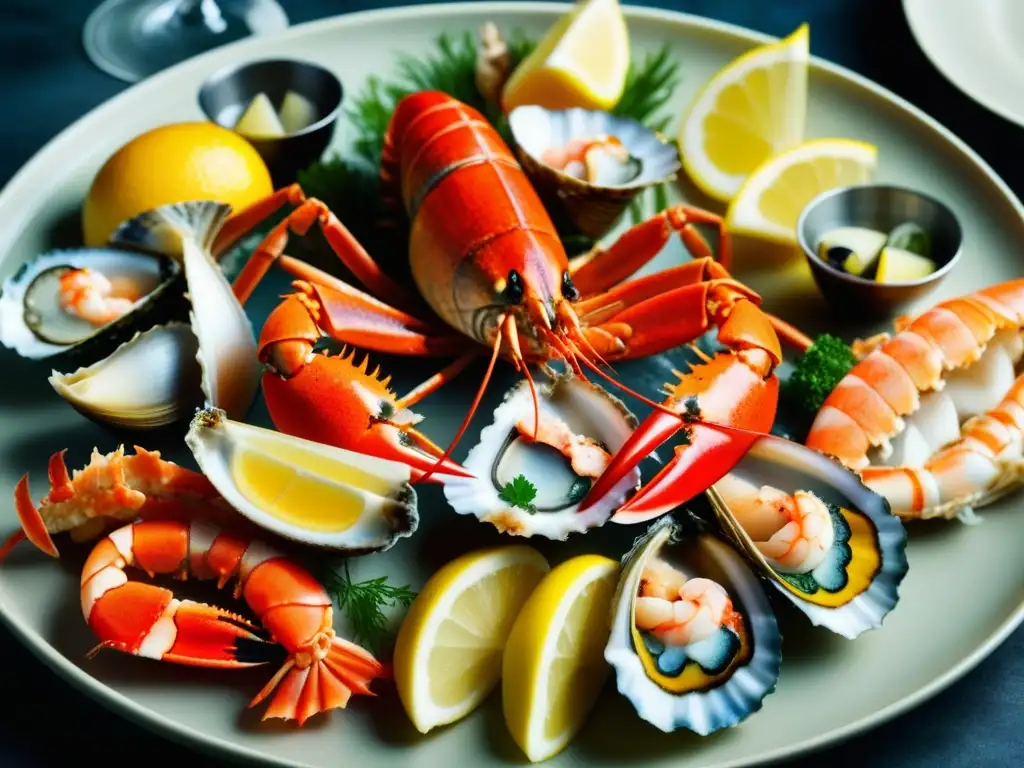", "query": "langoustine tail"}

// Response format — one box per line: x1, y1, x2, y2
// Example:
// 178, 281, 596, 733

250, 635, 389, 726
